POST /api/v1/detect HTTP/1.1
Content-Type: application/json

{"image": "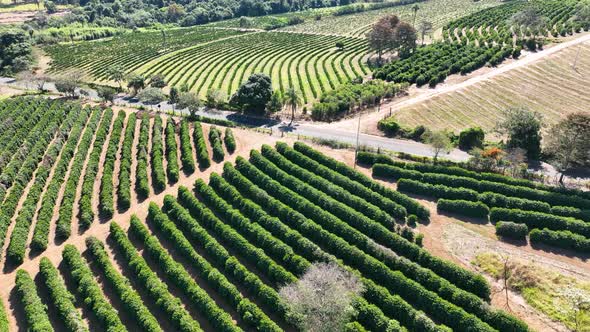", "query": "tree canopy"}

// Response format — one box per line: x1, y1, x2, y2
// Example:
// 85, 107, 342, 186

229, 73, 273, 114
496, 107, 543, 159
